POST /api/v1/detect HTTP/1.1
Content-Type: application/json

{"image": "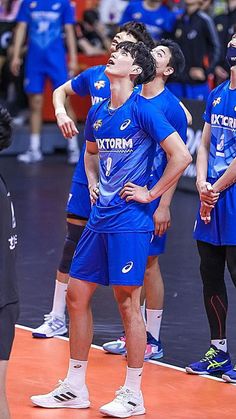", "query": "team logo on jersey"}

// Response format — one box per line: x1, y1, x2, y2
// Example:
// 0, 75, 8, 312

30, 2, 37, 8
120, 119, 131, 131
52, 3, 61, 10
155, 18, 164, 25
93, 119, 103, 130
94, 80, 106, 90
187, 30, 198, 40
122, 261, 134, 274
213, 97, 221, 107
